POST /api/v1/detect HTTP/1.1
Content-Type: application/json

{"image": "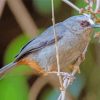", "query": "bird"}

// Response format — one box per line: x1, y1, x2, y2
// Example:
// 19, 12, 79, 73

0, 15, 96, 77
